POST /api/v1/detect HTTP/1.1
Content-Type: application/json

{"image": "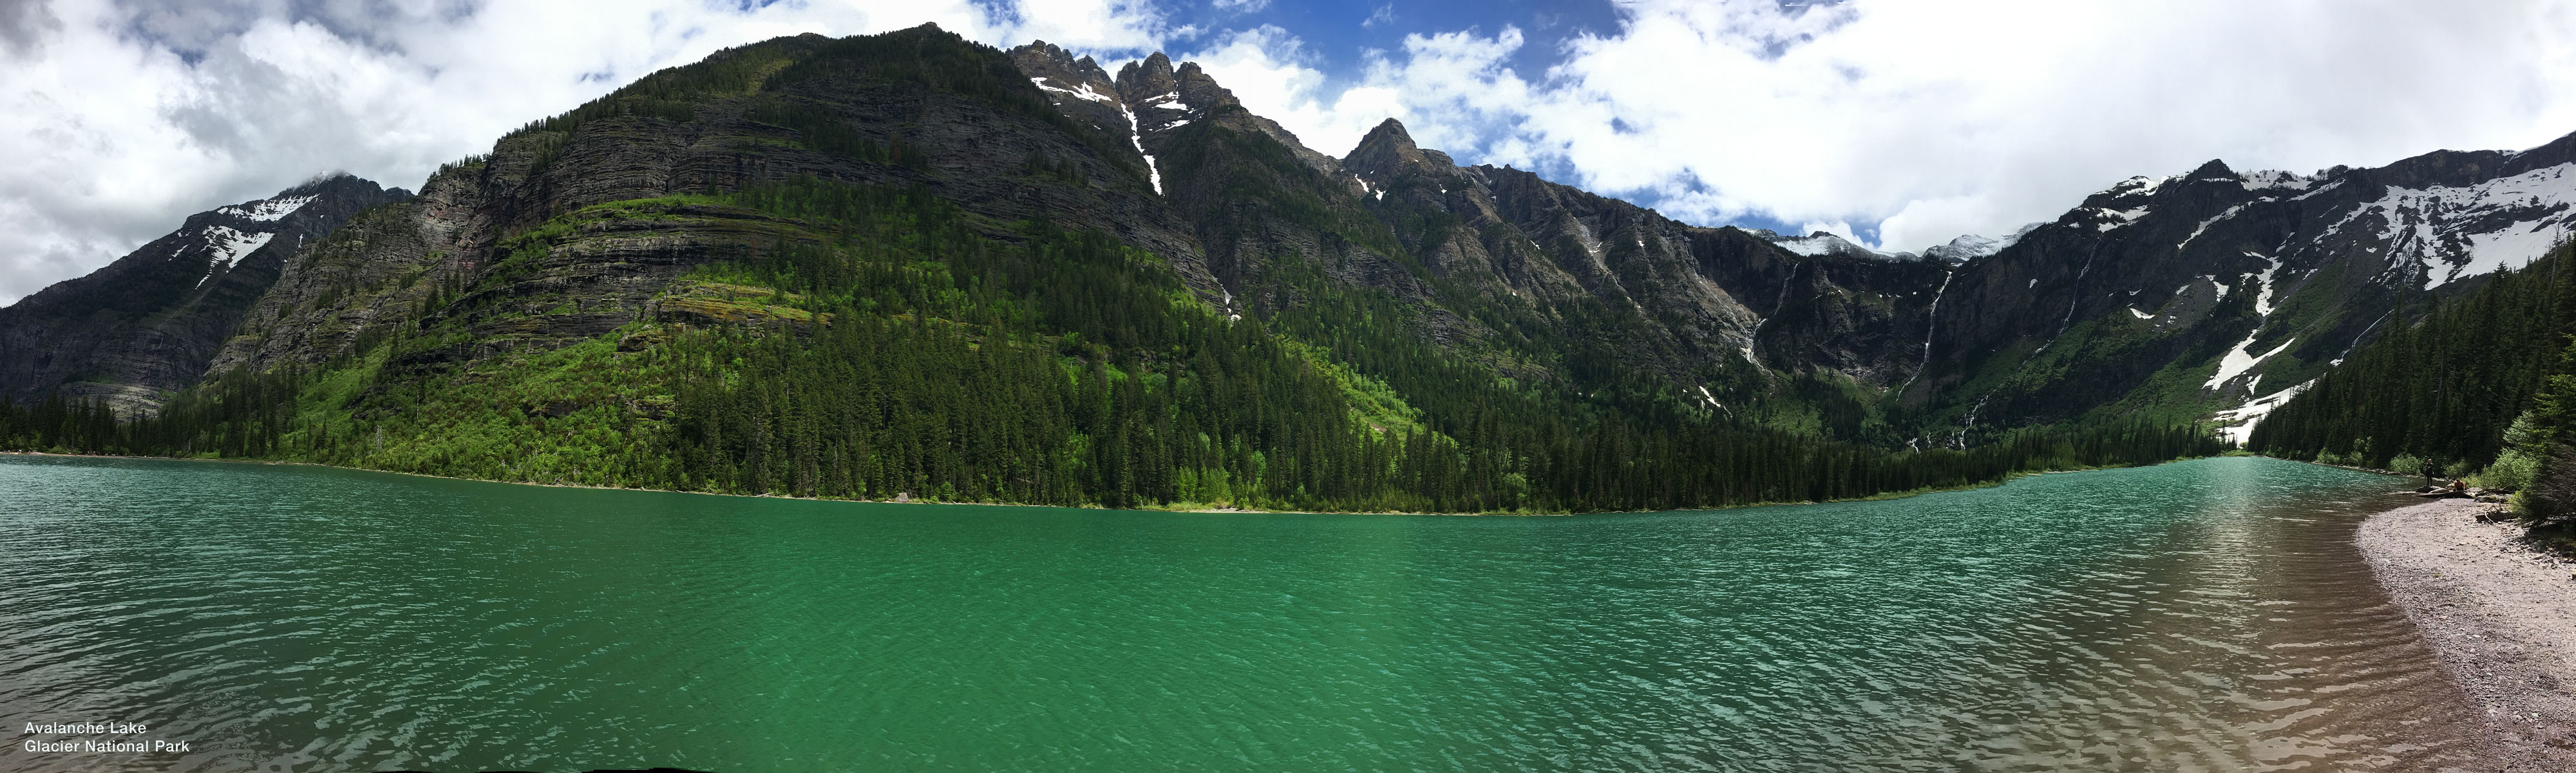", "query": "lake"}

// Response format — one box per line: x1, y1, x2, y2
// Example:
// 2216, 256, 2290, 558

0, 454, 2488, 771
